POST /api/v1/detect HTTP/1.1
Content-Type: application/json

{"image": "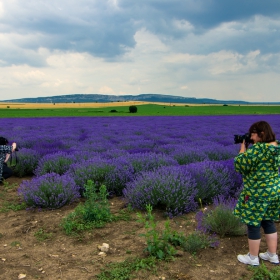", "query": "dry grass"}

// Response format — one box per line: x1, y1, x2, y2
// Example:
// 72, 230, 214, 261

0, 101, 215, 109
1, 101, 277, 110
0, 101, 150, 109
